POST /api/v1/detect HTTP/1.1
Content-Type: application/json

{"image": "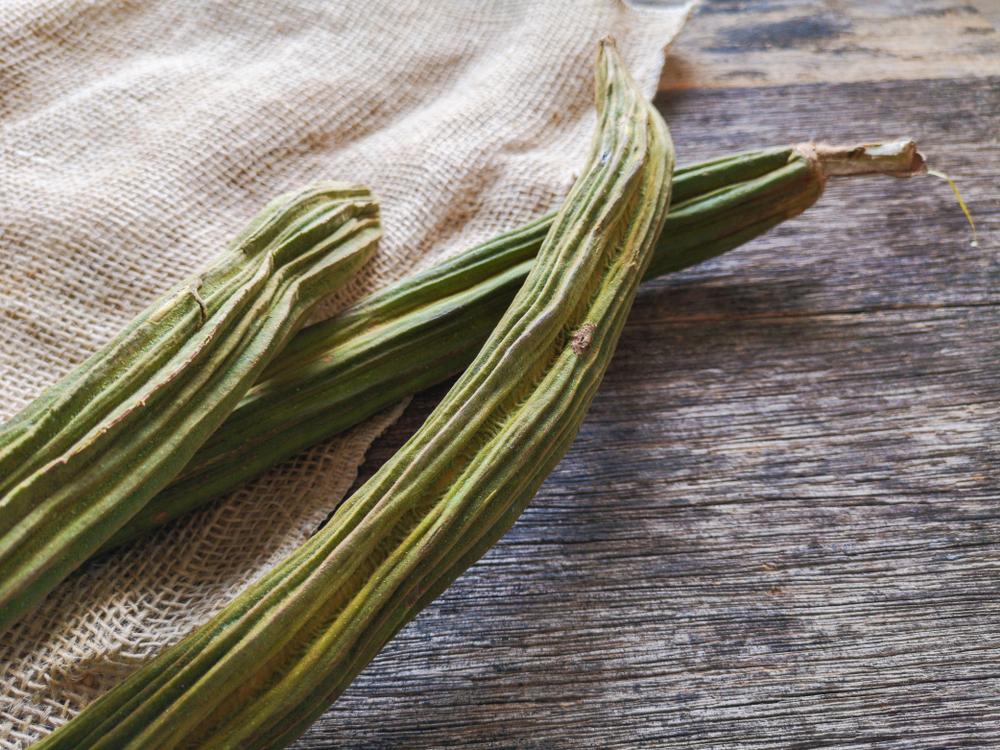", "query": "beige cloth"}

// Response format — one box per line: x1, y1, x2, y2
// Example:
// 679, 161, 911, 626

0, 1, 694, 746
